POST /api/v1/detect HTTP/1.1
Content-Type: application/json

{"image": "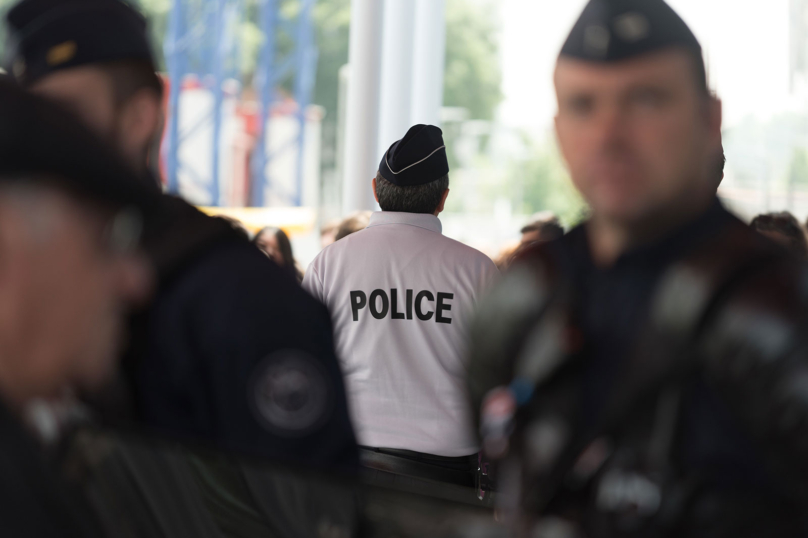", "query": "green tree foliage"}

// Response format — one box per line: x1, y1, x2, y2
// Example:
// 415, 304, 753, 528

308, 0, 504, 124
134, 0, 170, 69
789, 147, 808, 188
0, 0, 501, 122
130, 0, 271, 79
311, 0, 350, 126
132, 0, 350, 114
443, 0, 502, 120
0, 0, 503, 176
508, 135, 587, 226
